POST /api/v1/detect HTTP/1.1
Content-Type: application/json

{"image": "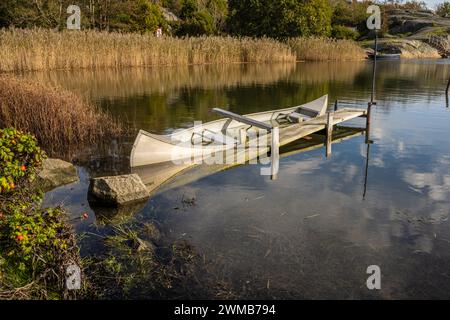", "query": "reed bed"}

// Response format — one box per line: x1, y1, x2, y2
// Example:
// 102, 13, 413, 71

0, 28, 295, 72
0, 75, 122, 154
288, 37, 366, 61
0, 29, 366, 72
